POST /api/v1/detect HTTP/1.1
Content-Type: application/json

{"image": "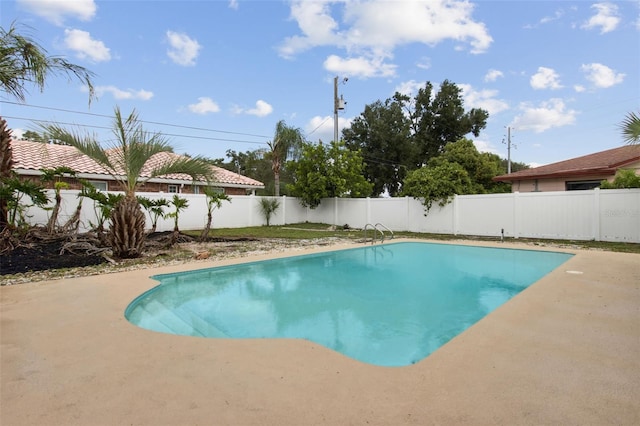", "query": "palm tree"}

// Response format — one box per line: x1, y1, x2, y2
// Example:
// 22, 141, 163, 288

267, 120, 304, 196
1, 22, 95, 234
42, 107, 215, 259
0, 22, 95, 103
621, 111, 640, 145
